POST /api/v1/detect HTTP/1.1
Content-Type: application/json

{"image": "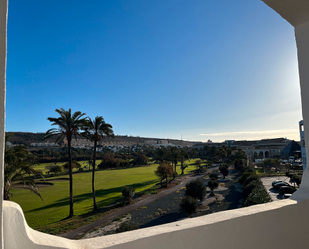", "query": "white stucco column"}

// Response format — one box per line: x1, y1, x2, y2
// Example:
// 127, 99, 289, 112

262, 0, 309, 201
0, 0, 7, 248
291, 20, 309, 201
